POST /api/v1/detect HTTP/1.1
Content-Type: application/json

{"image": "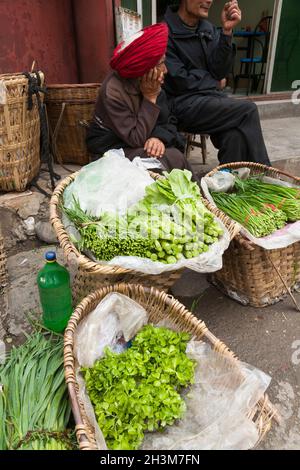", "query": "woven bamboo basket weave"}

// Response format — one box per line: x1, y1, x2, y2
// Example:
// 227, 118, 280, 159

64, 283, 279, 450
0, 73, 42, 192
204, 162, 300, 307
50, 171, 239, 303
0, 234, 7, 286
46, 83, 100, 165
